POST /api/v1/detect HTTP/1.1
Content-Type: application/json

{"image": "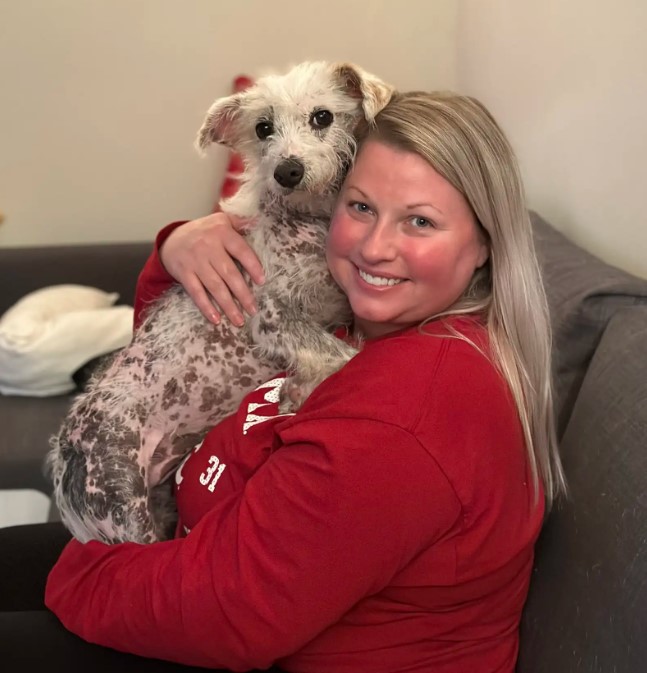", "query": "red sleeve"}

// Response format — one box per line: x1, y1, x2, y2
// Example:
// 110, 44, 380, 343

133, 221, 187, 328
45, 419, 461, 670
